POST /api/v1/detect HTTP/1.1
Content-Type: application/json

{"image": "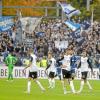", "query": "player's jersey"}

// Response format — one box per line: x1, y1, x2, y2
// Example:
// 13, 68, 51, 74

80, 57, 89, 72
49, 58, 56, 72
70, 55, 81, 70
62, 55, 71, 71
29, 54, 38, 72
5, 54, 17, 66
56, 56, 64, 67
